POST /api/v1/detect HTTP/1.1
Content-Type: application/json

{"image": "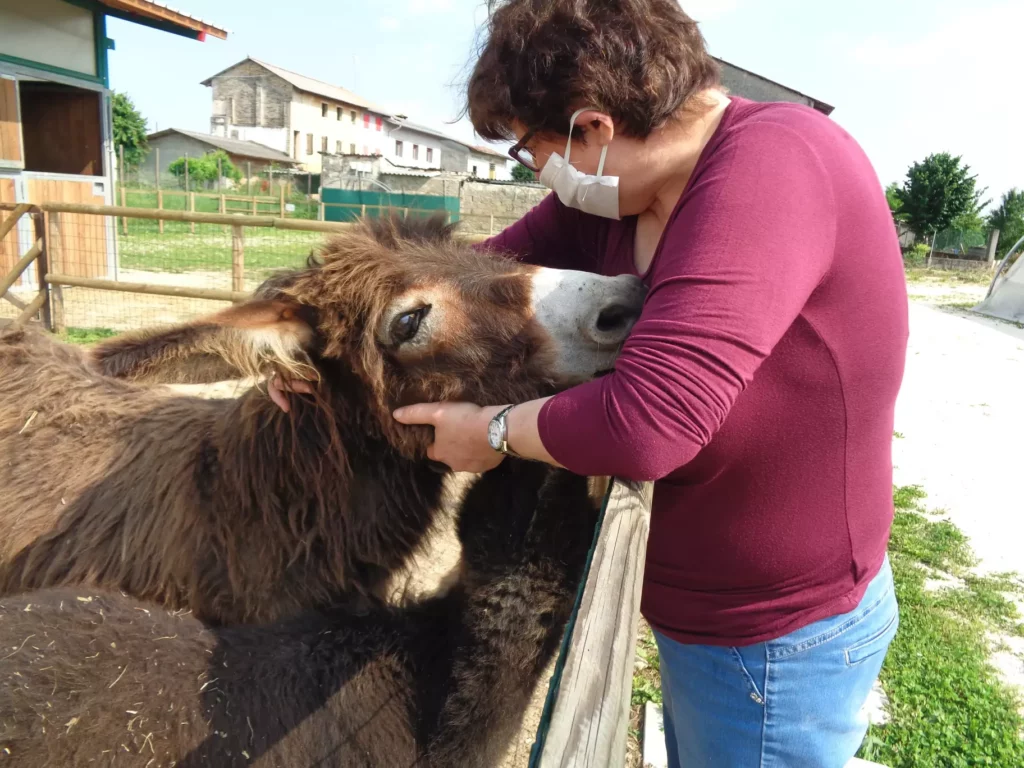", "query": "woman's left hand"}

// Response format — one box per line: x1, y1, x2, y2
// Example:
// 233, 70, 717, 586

393, 402, 506, 473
